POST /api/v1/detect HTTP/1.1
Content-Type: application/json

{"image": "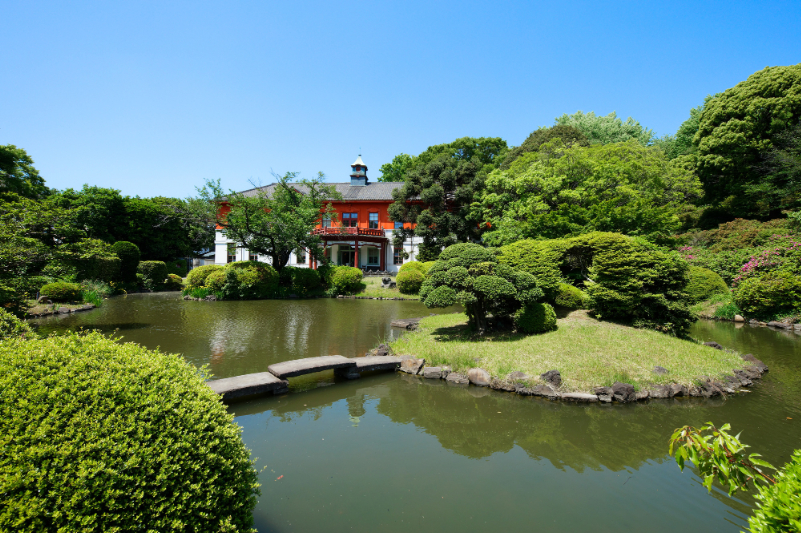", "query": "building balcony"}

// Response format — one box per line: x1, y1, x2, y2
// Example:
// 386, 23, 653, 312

311, 227, 386, 238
